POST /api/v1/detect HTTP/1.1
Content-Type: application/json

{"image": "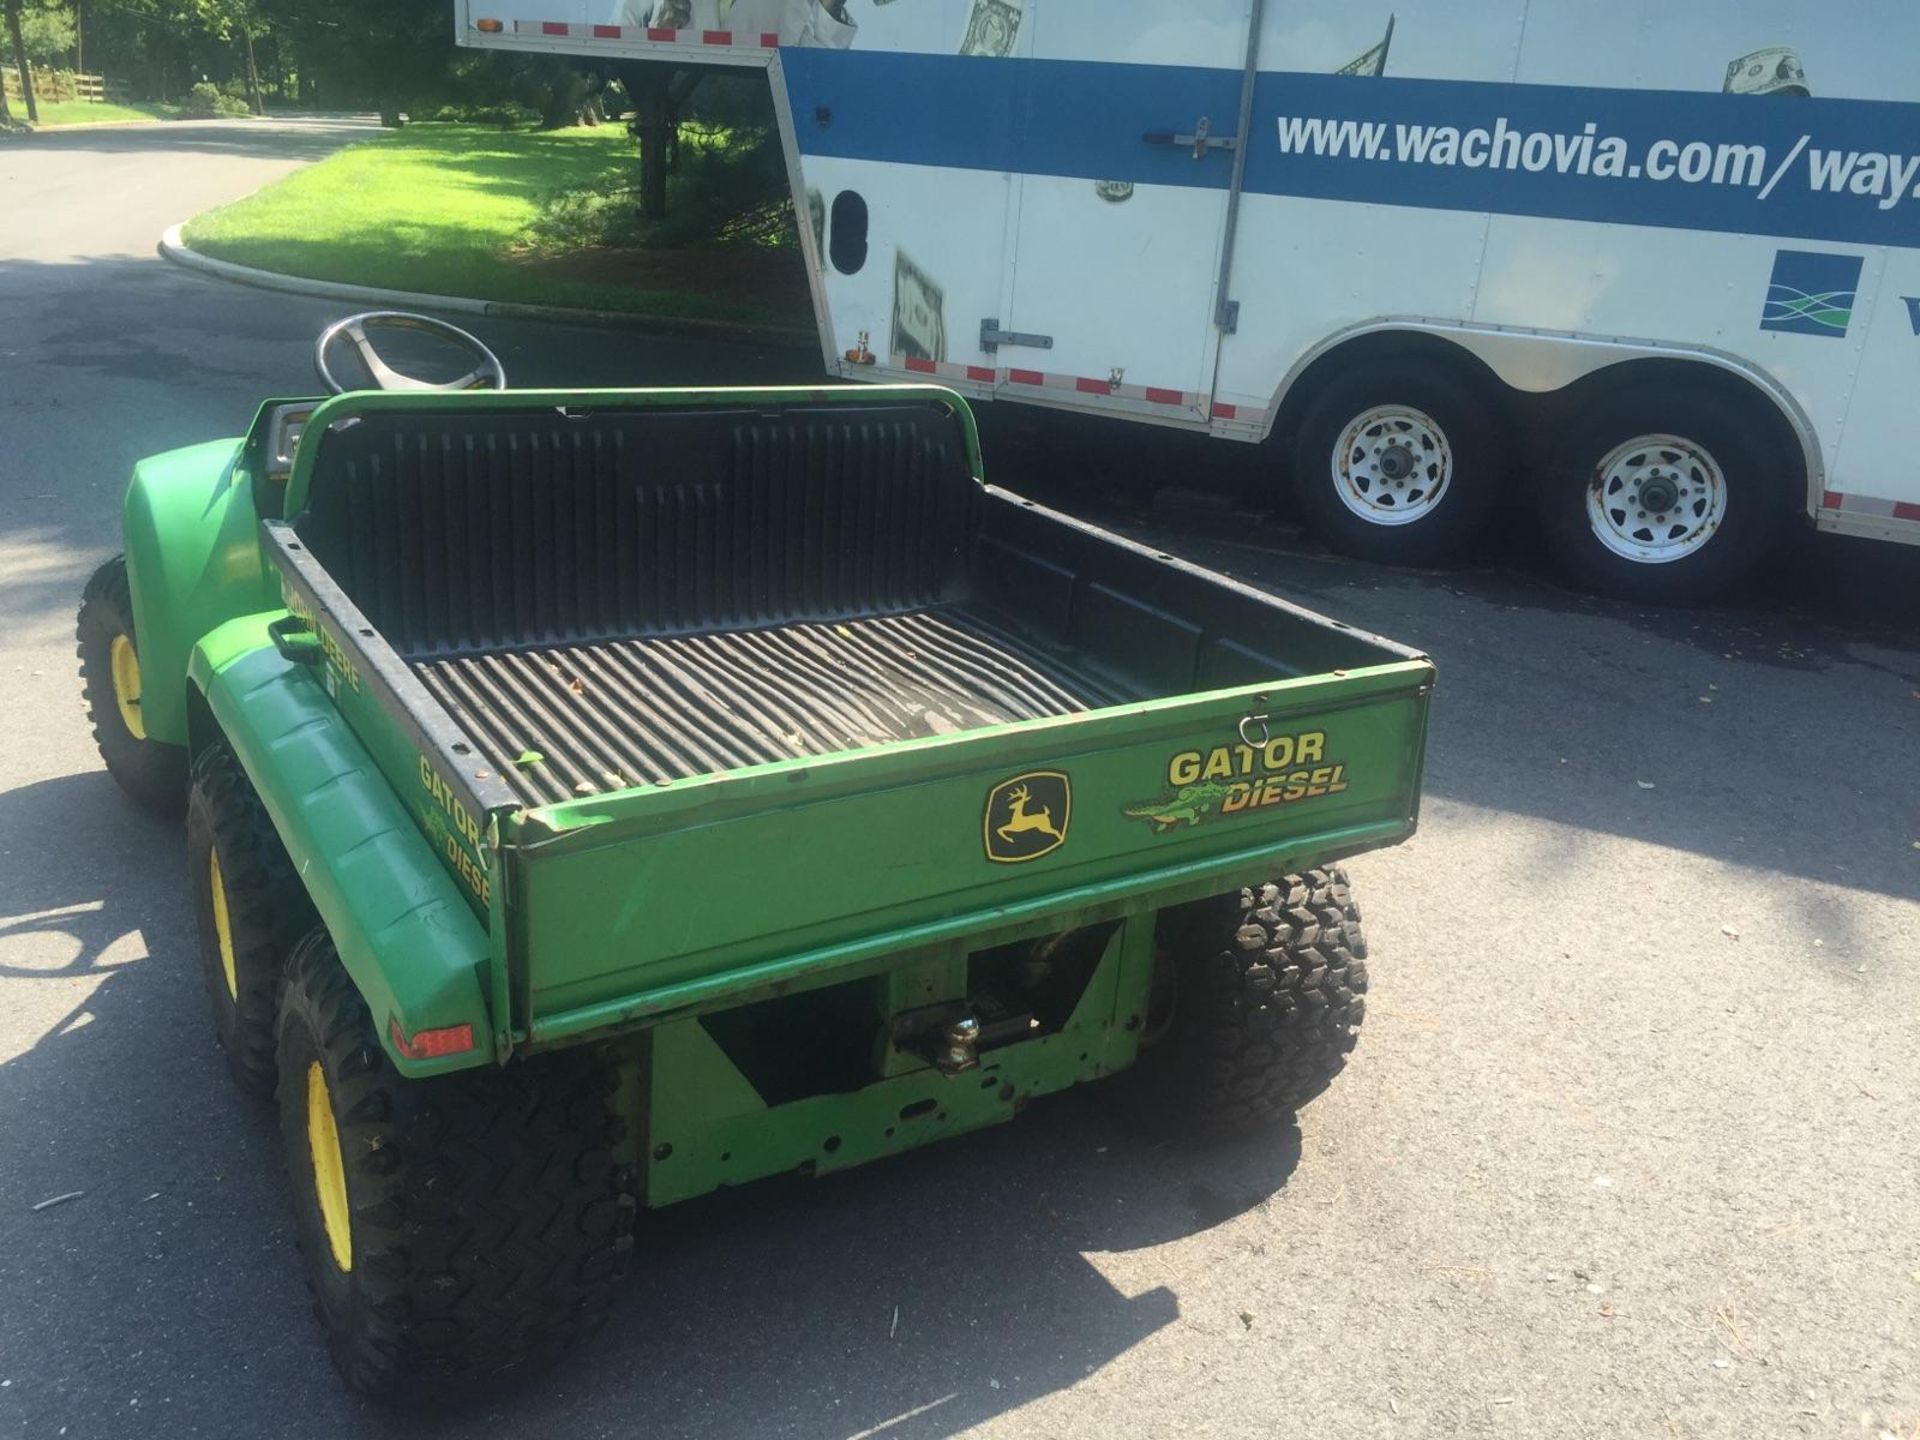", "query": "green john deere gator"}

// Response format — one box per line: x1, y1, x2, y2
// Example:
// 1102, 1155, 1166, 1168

76, 313, 1434, 1399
